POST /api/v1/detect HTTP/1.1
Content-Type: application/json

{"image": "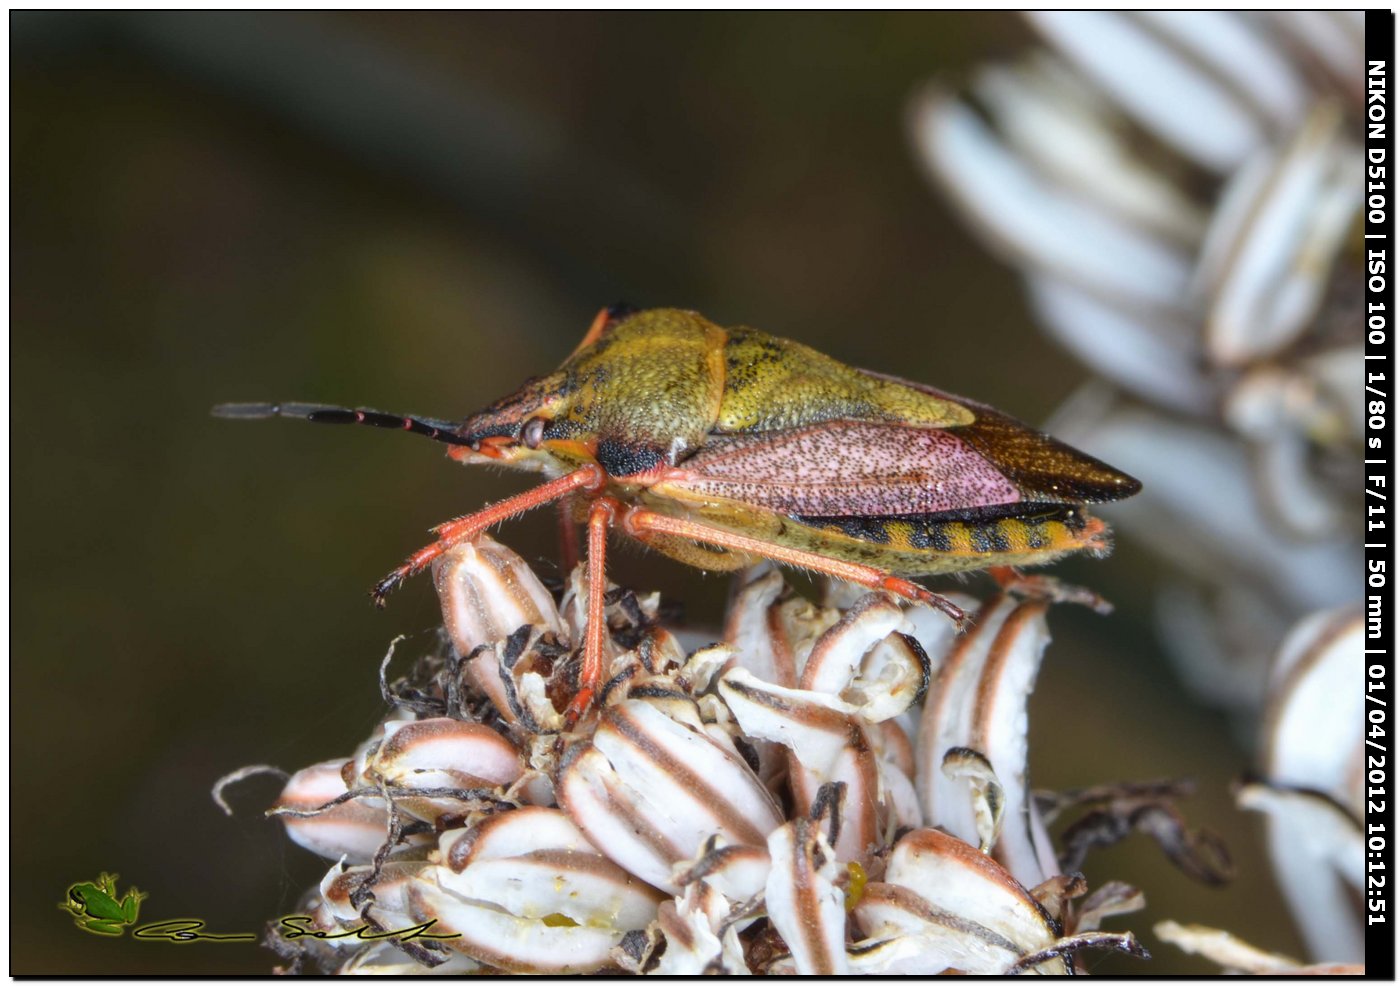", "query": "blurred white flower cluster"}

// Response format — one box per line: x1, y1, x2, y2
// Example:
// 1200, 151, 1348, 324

909, 11, 1365, 965
911, 10, 1363, 715
244, 536, 1192, 975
